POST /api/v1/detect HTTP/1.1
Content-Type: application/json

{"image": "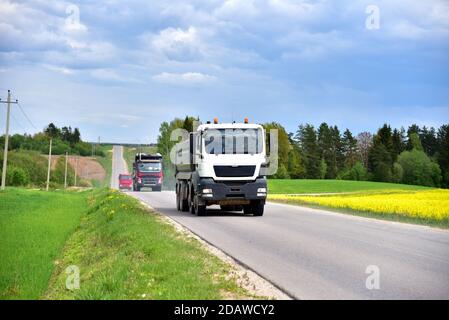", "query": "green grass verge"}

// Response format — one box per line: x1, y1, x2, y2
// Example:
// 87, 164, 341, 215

268, 179, 432, 194
0, 188, 89, 299
44, 189, 253, 300
93, 145, 113, 188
